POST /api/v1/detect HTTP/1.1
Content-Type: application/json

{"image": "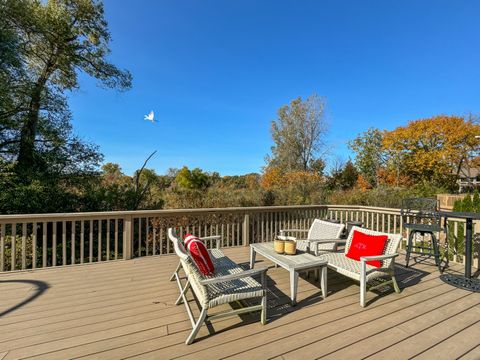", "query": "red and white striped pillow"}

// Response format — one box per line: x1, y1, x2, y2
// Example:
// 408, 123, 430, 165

183, 234, 215, 276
